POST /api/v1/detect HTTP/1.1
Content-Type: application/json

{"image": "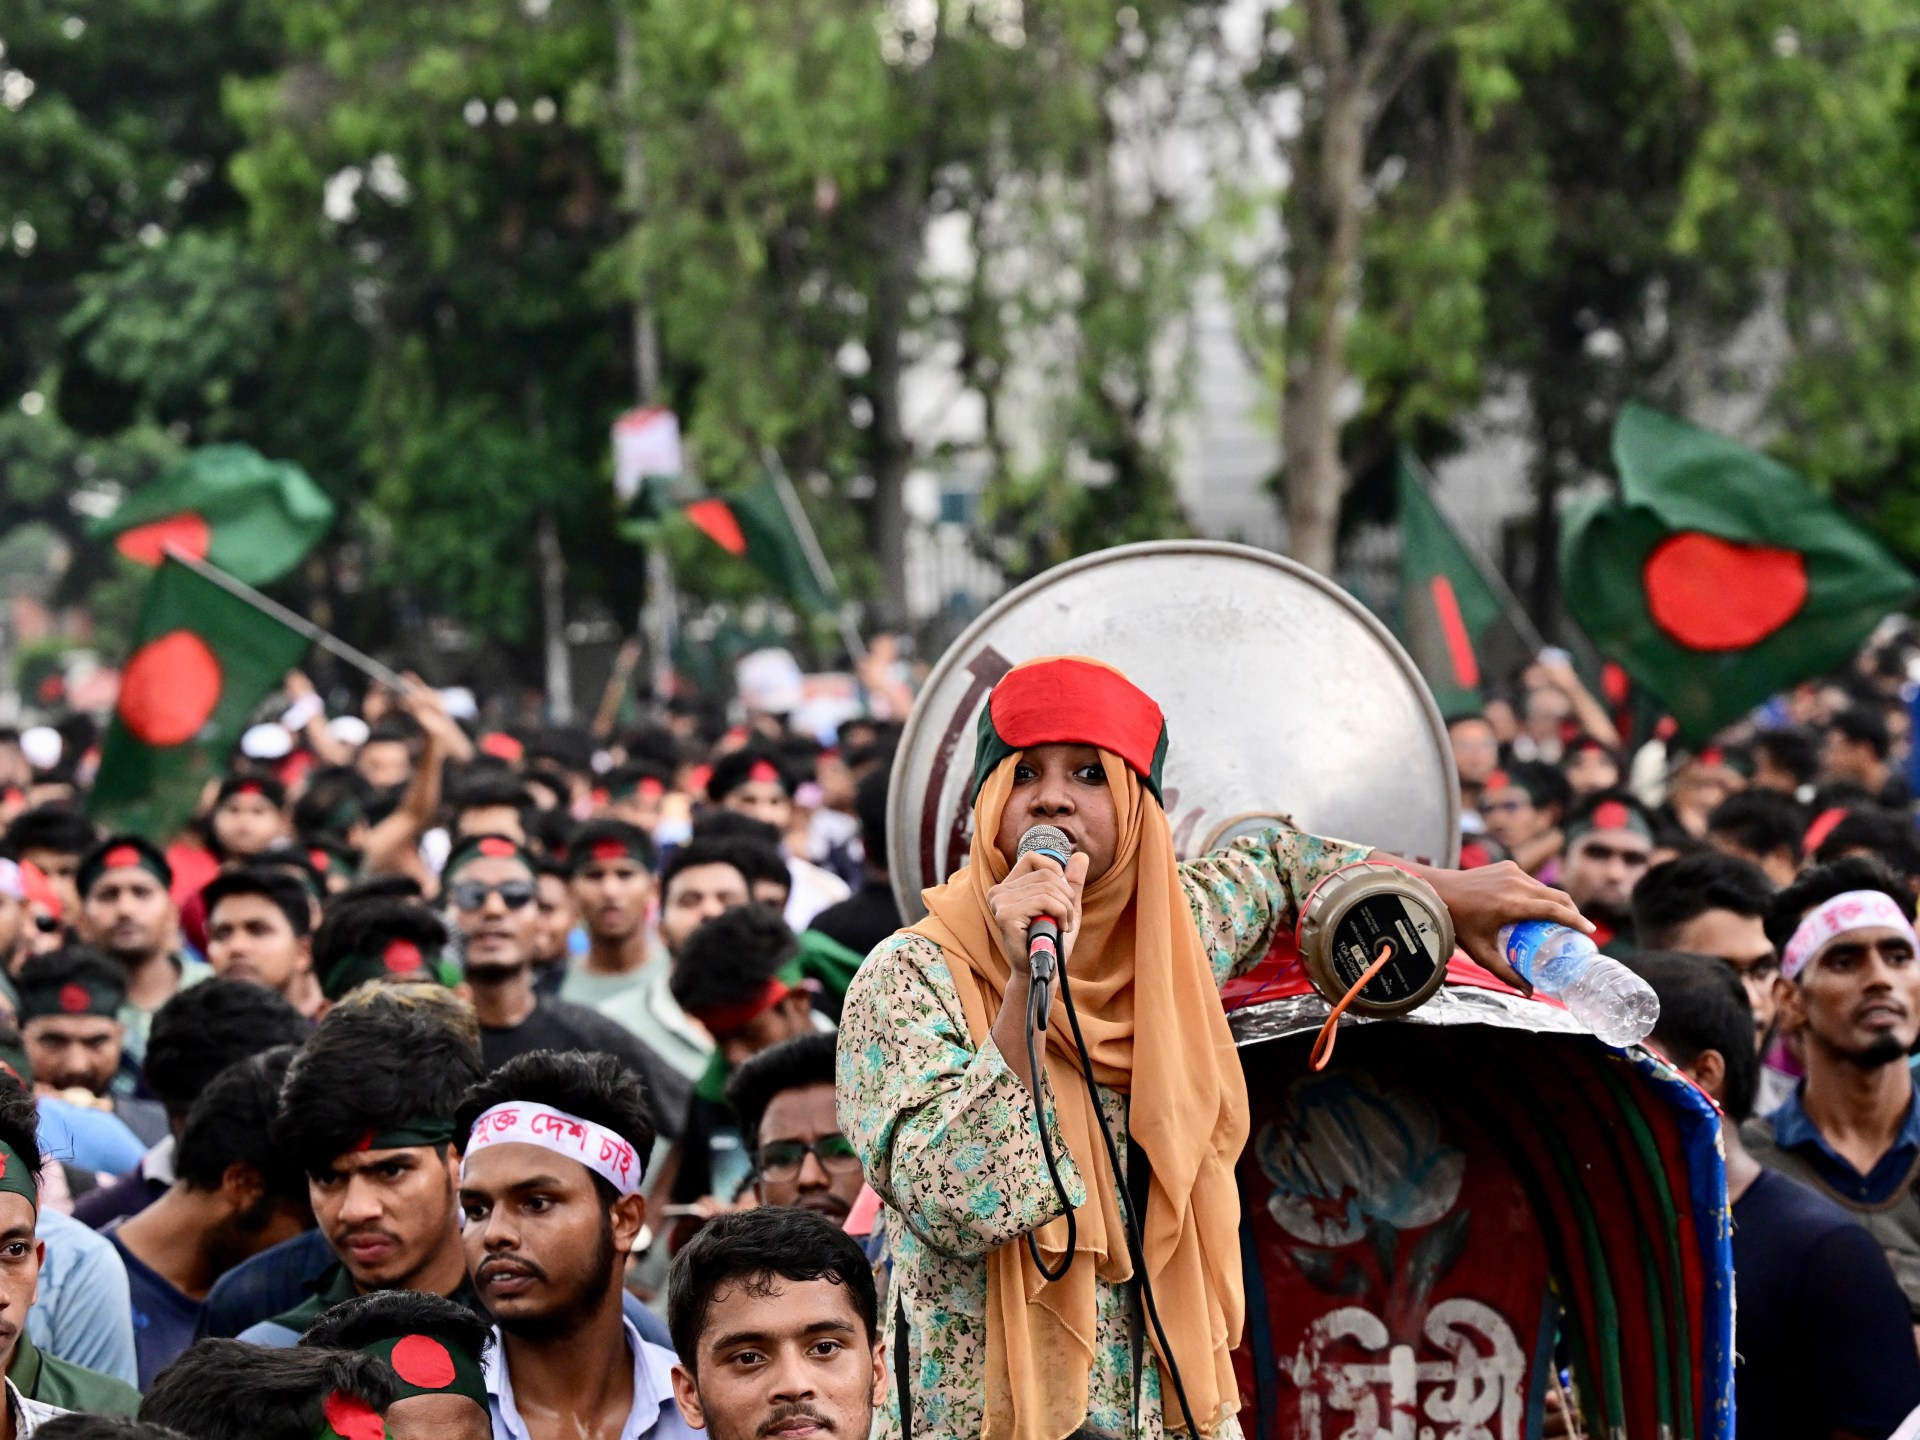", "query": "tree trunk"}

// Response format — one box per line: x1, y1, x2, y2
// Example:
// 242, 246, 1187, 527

864, 157, 923, 630
1281, 2, 1400, 576
536, 508, 573, 722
